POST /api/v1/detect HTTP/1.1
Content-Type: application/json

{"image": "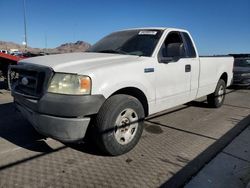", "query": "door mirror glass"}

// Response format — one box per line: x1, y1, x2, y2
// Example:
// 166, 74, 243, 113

166, 43, 184, 58
158, 43, 184, 63
158, 31, 186, 63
